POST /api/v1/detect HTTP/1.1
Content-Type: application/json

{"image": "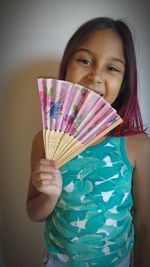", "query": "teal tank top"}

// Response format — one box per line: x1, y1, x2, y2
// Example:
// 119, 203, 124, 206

44, 136, 134, 267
